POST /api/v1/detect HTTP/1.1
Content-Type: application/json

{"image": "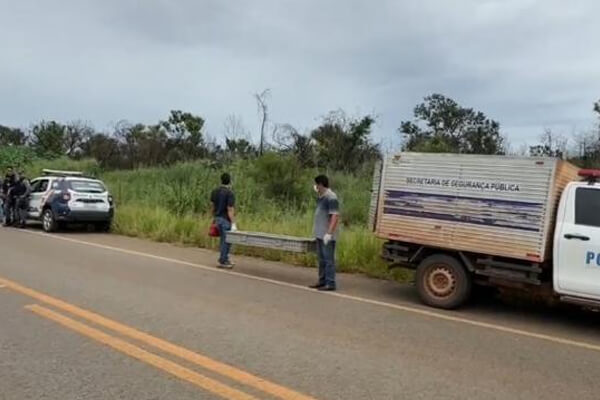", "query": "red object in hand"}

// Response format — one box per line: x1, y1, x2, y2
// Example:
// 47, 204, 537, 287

209, 222, 220, 237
